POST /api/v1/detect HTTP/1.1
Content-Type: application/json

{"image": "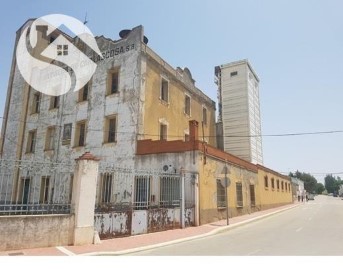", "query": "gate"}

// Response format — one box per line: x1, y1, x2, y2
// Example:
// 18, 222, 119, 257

94, 164, 196, 239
